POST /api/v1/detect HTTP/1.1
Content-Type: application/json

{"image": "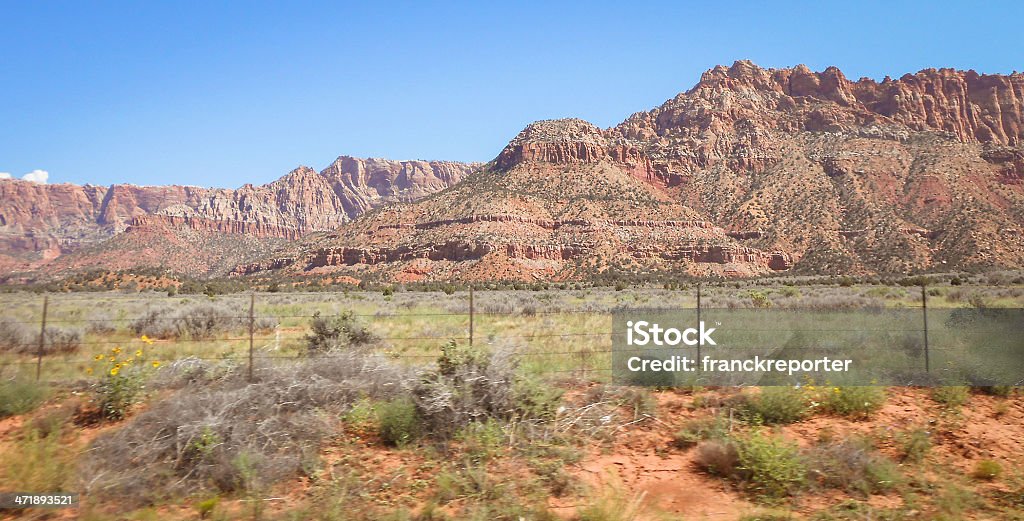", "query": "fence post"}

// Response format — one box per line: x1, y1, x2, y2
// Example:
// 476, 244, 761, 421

921, 285, 930, 373
696, 283, 702, 367
469, 286, 475, 346
248, 293, 255, 383
35, 296, 49, 381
